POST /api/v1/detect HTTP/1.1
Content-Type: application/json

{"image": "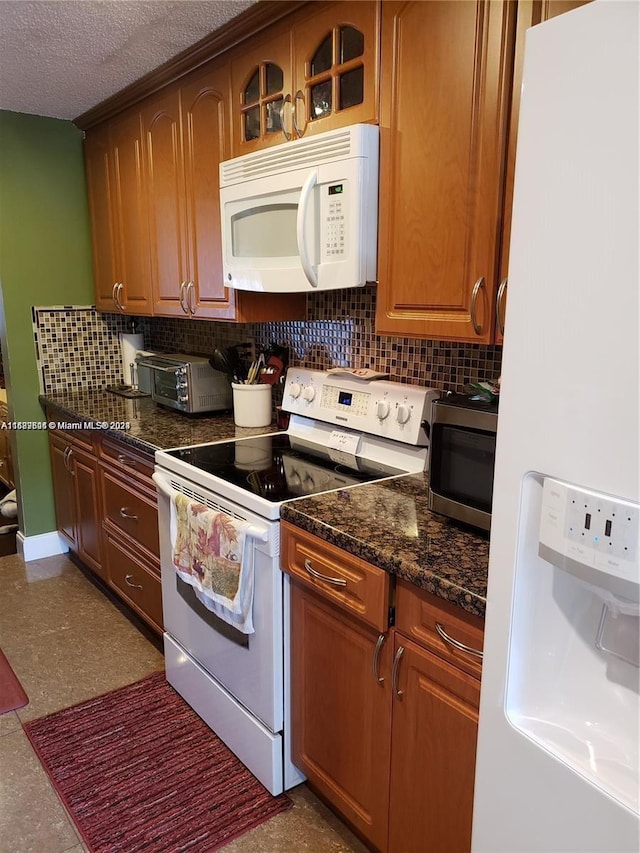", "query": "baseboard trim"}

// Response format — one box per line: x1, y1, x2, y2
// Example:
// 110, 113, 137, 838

17, 530, 70, 562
